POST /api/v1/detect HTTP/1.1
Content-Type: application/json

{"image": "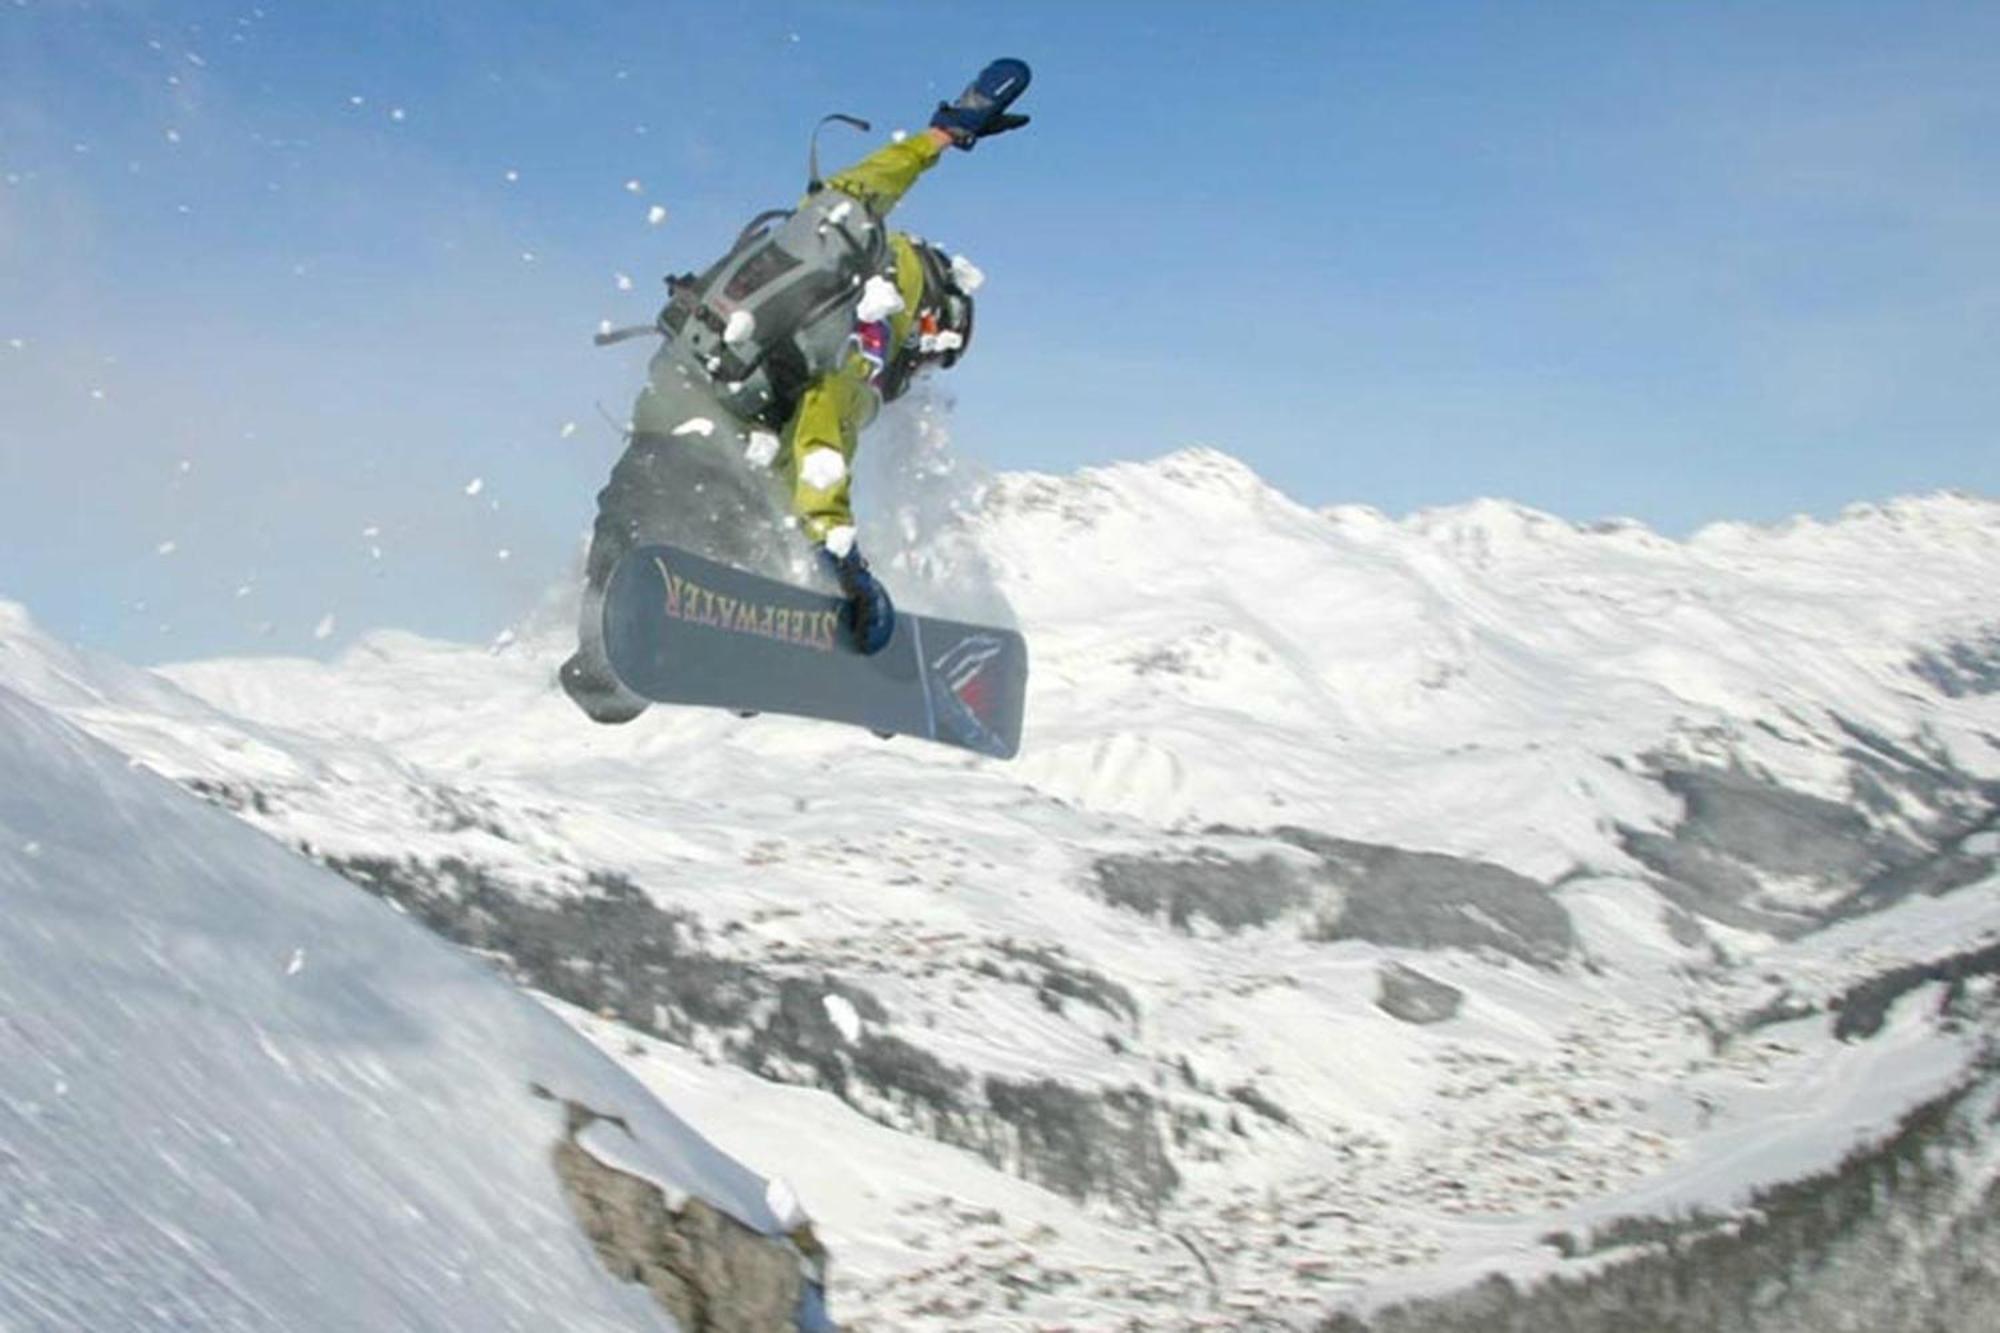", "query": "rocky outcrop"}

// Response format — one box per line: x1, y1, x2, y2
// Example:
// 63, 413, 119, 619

319, 854, 1187, 1215
1281, 830, 1575, 969
1618, 746, 1997, 935
1911, 624, 2000, 697
982, 1078, 1181, 1216
1375, 961, 1464, 1025
547, 1095, 812, 1332
1093, 849, 1314, 933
